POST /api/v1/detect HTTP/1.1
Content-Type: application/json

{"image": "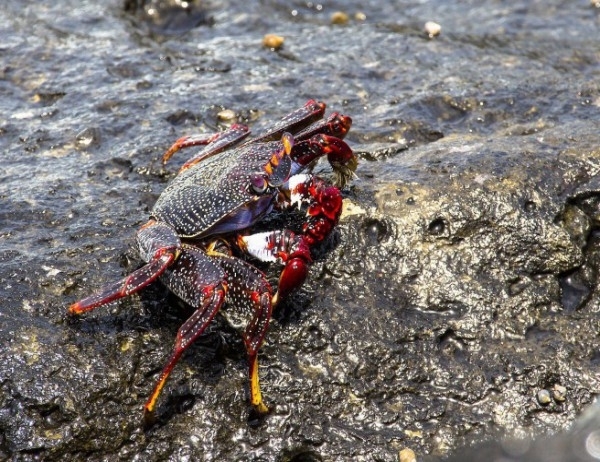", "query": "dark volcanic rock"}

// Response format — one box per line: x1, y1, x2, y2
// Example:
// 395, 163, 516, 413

1, 0, 599, 461
438, 402, 600, 462
321, 120, 600, 458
